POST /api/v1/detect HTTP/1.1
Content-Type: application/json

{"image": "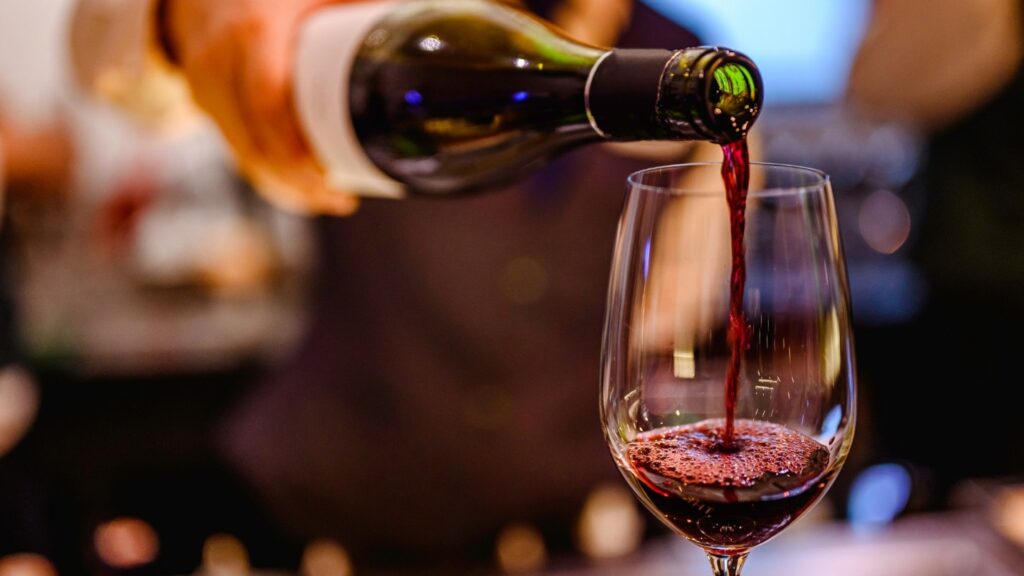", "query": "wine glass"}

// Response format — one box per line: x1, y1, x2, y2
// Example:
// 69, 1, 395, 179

601, 163, 856, 576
